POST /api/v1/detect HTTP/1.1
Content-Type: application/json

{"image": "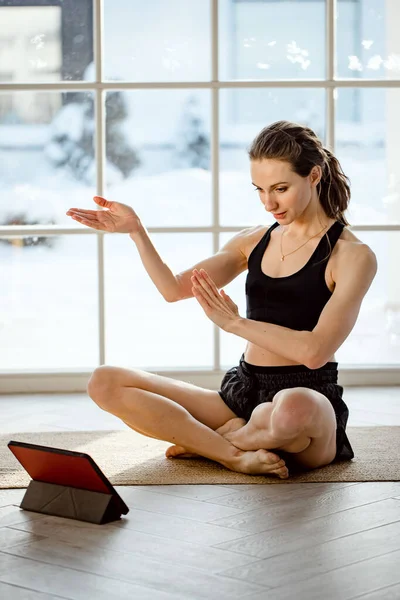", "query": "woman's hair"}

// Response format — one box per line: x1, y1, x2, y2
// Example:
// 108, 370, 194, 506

247, 120, 351, 228
247, 120, 351, 266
